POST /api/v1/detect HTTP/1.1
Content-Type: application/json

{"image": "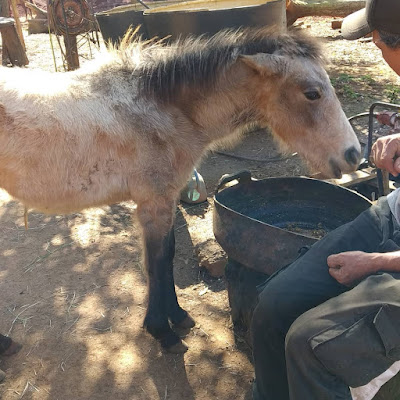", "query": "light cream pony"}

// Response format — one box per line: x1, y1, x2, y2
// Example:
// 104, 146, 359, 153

0, 27, 361, 352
